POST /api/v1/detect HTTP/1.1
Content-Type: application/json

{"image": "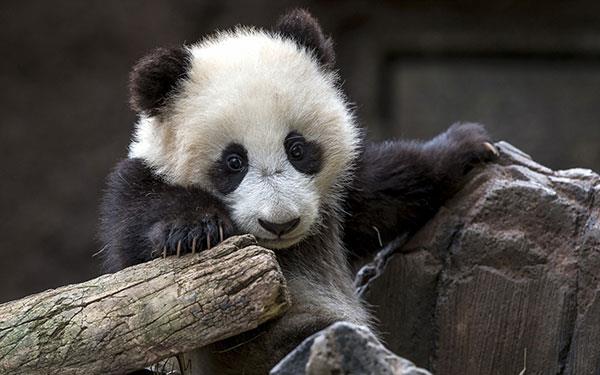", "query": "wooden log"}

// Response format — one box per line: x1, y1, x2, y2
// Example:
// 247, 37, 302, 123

0, 235, 291, 375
